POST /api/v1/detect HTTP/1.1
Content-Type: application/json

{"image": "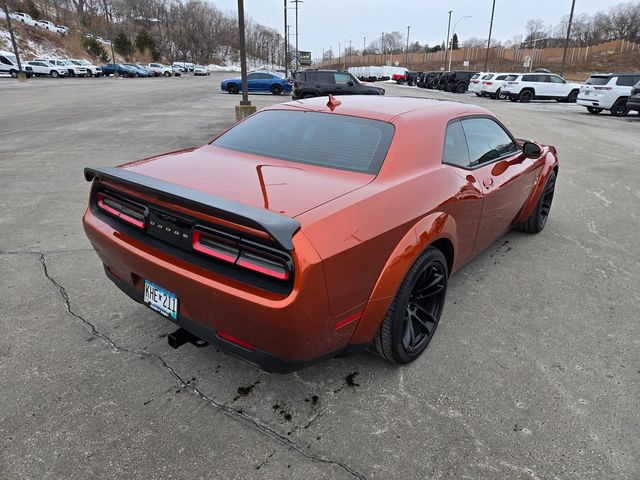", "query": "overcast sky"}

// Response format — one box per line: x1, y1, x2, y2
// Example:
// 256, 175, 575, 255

213, 0, 621, 55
